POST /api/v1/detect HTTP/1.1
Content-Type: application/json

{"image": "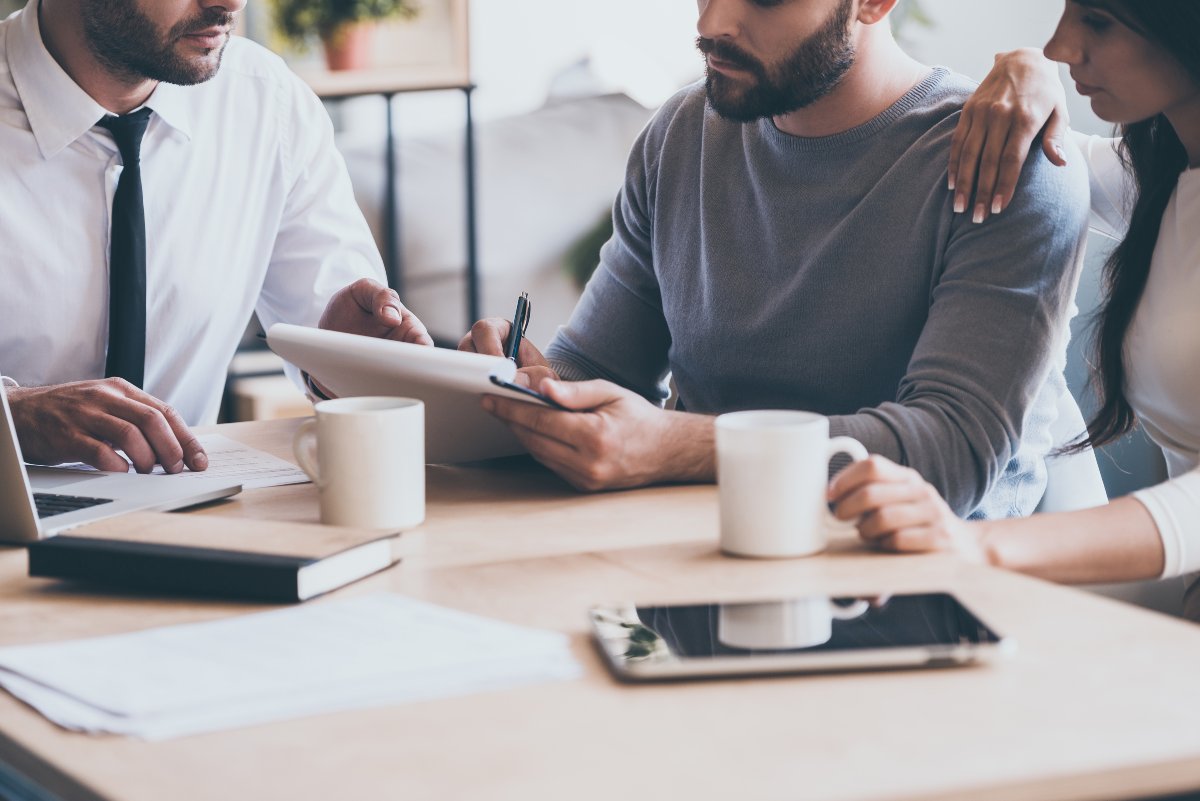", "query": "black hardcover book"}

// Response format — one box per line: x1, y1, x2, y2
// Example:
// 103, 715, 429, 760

27, 512, 403, 603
